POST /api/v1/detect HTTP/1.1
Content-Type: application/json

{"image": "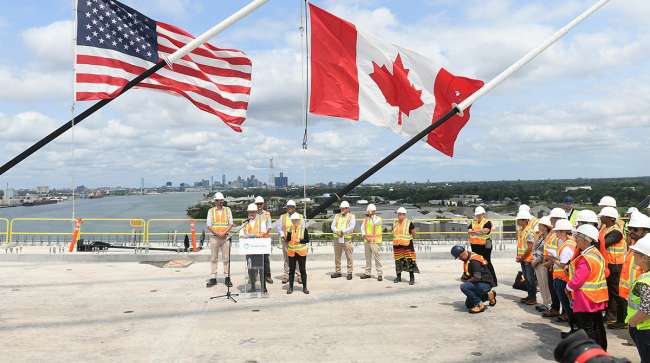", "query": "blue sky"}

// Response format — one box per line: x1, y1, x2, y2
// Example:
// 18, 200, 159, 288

0, 0, 648, 189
